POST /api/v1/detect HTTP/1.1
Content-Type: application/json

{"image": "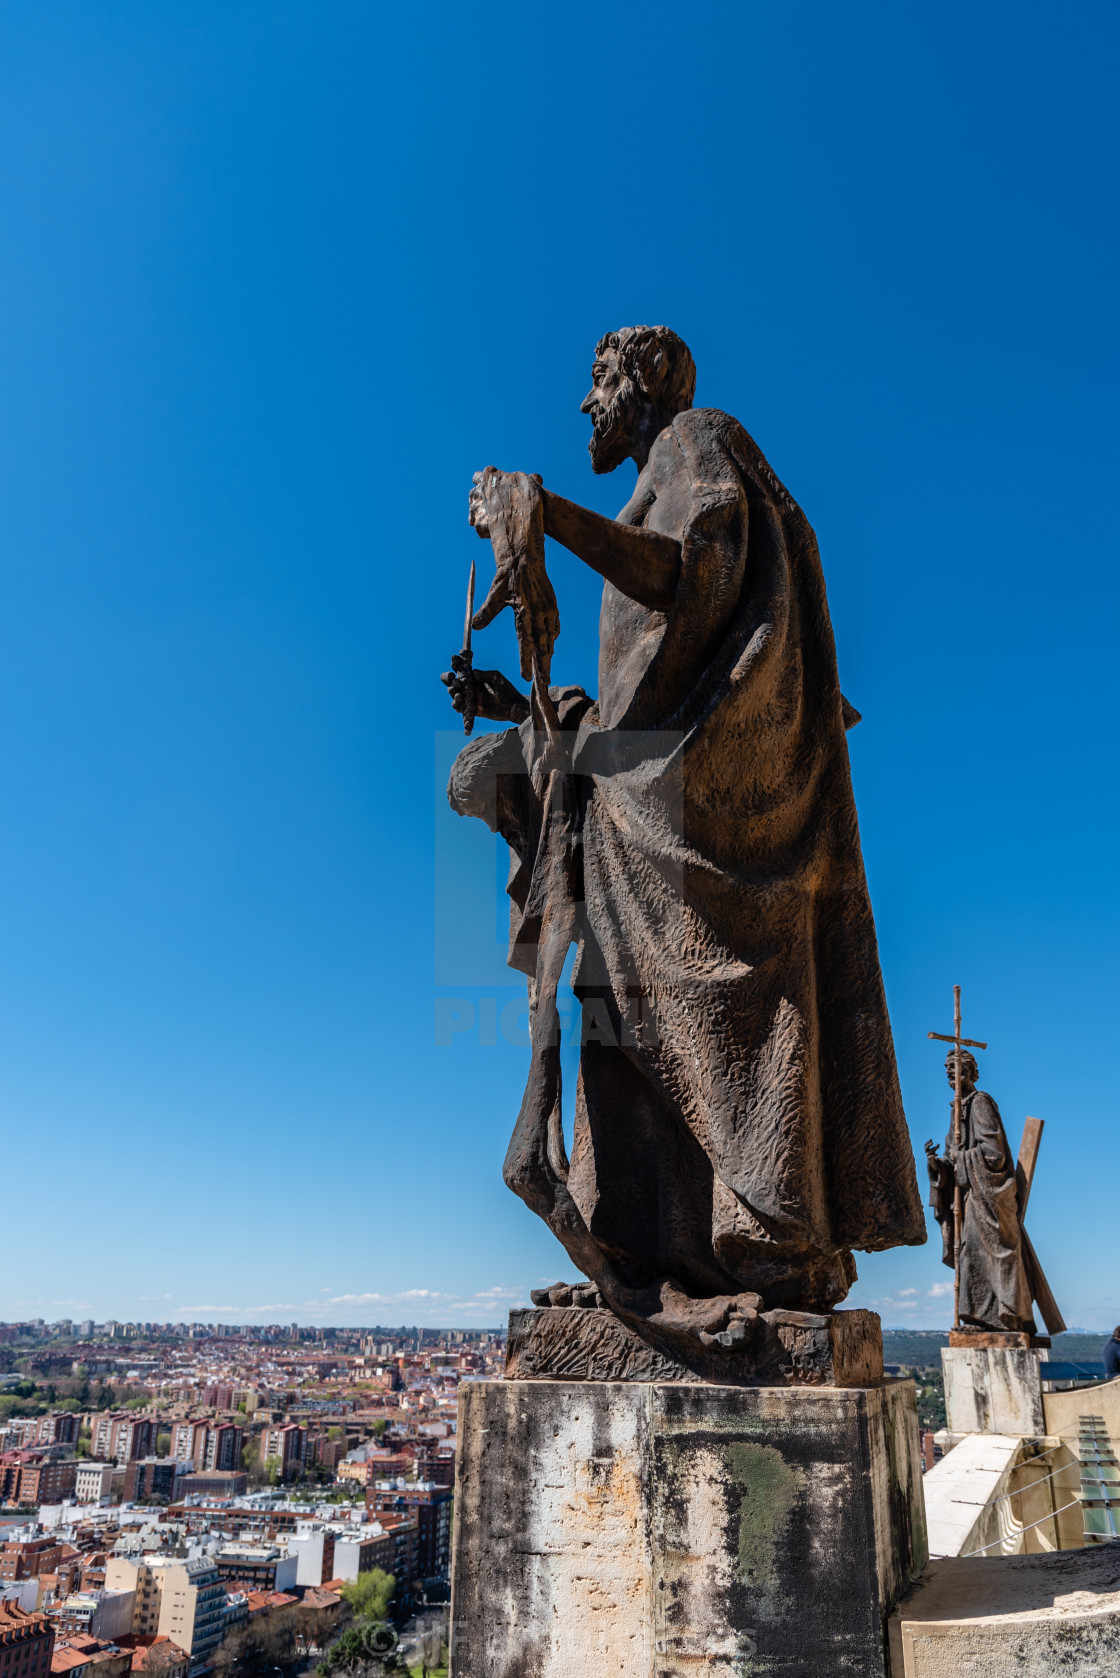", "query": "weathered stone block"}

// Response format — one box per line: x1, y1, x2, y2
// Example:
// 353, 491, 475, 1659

505, 1305, 884, 1387
941, 1346, 1044, 1436
889, 1549, 1120, 1677
449, 1377, 926, 1677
